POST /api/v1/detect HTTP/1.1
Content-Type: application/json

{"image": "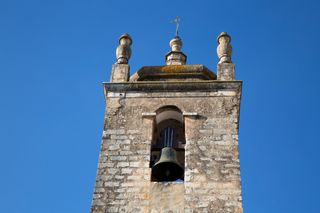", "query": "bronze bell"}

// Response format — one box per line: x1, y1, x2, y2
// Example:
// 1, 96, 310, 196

152, 147, 183, 181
